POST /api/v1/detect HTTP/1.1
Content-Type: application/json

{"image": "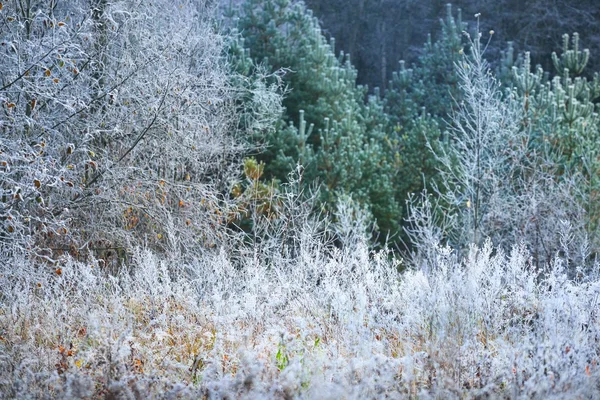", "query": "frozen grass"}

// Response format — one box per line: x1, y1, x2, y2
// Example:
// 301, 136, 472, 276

1, 235, 599, 399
